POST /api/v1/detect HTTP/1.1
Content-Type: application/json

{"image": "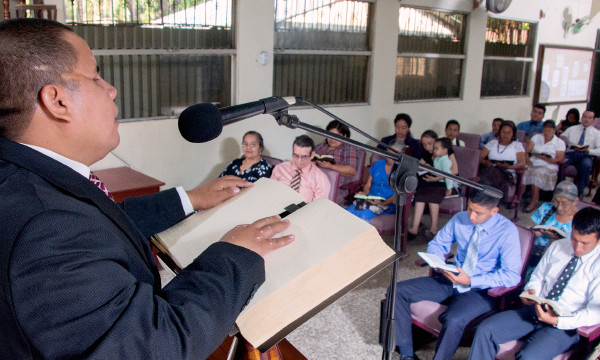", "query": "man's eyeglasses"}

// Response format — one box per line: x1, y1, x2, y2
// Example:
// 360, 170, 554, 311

292, 153, 311, 160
